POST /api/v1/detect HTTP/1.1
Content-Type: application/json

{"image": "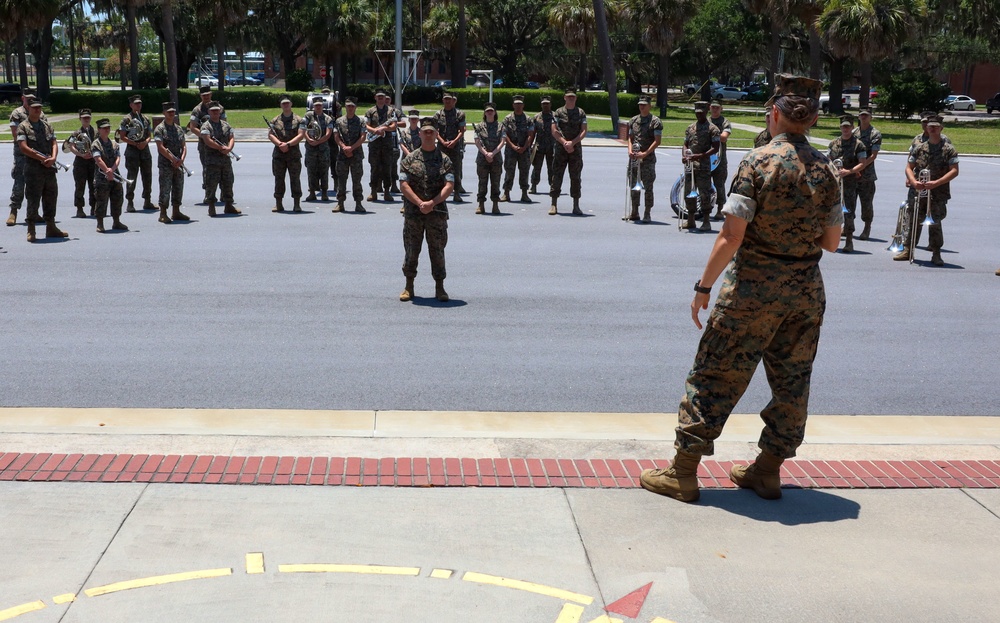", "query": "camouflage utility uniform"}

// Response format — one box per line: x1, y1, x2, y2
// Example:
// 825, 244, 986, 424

190, 102, 226, 201
683, 119, 721, 221
270, 113, 305, 202
153, 121, 187, 211
501, 111, 534, 198
400, 147, 454, 282
827, 134, 866, 237
434, 107, 466, 194
902, 139, 959, 255
530, 109, 554, 192
854, 124, 881, 230
16, 117, 59, 225
8, 104, 45, 219
709, 113, 732, 217
68, 125, 97, 215
389, 108, 406, 192
93, 136, 124, 221
366, 104, 398, 196
753, 129, 772, 148
200, 119, 236, 211
676, 132, 842, 460
334, 115, 366, 205
626, 113, 662, 215
119, 111, 153, 209
550, 106, 586, 201
303, 110, 334, 198
474, 119, 505, 205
